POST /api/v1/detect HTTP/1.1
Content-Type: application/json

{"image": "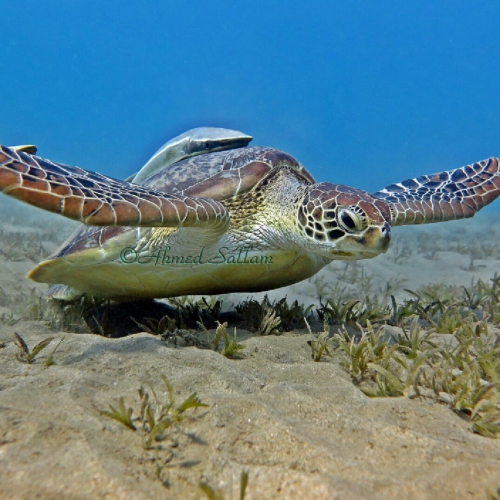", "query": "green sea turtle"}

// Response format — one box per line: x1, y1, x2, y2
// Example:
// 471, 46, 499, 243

0, 128, 499, 301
